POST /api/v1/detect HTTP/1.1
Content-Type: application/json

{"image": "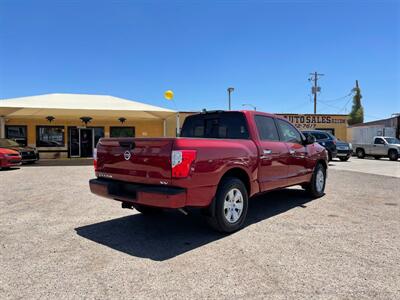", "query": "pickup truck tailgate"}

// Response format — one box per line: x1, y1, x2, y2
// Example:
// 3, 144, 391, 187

96, 138, 174, 185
